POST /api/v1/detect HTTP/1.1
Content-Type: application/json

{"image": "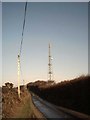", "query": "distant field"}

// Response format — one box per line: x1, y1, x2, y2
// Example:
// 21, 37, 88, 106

27, 75, 90, 115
